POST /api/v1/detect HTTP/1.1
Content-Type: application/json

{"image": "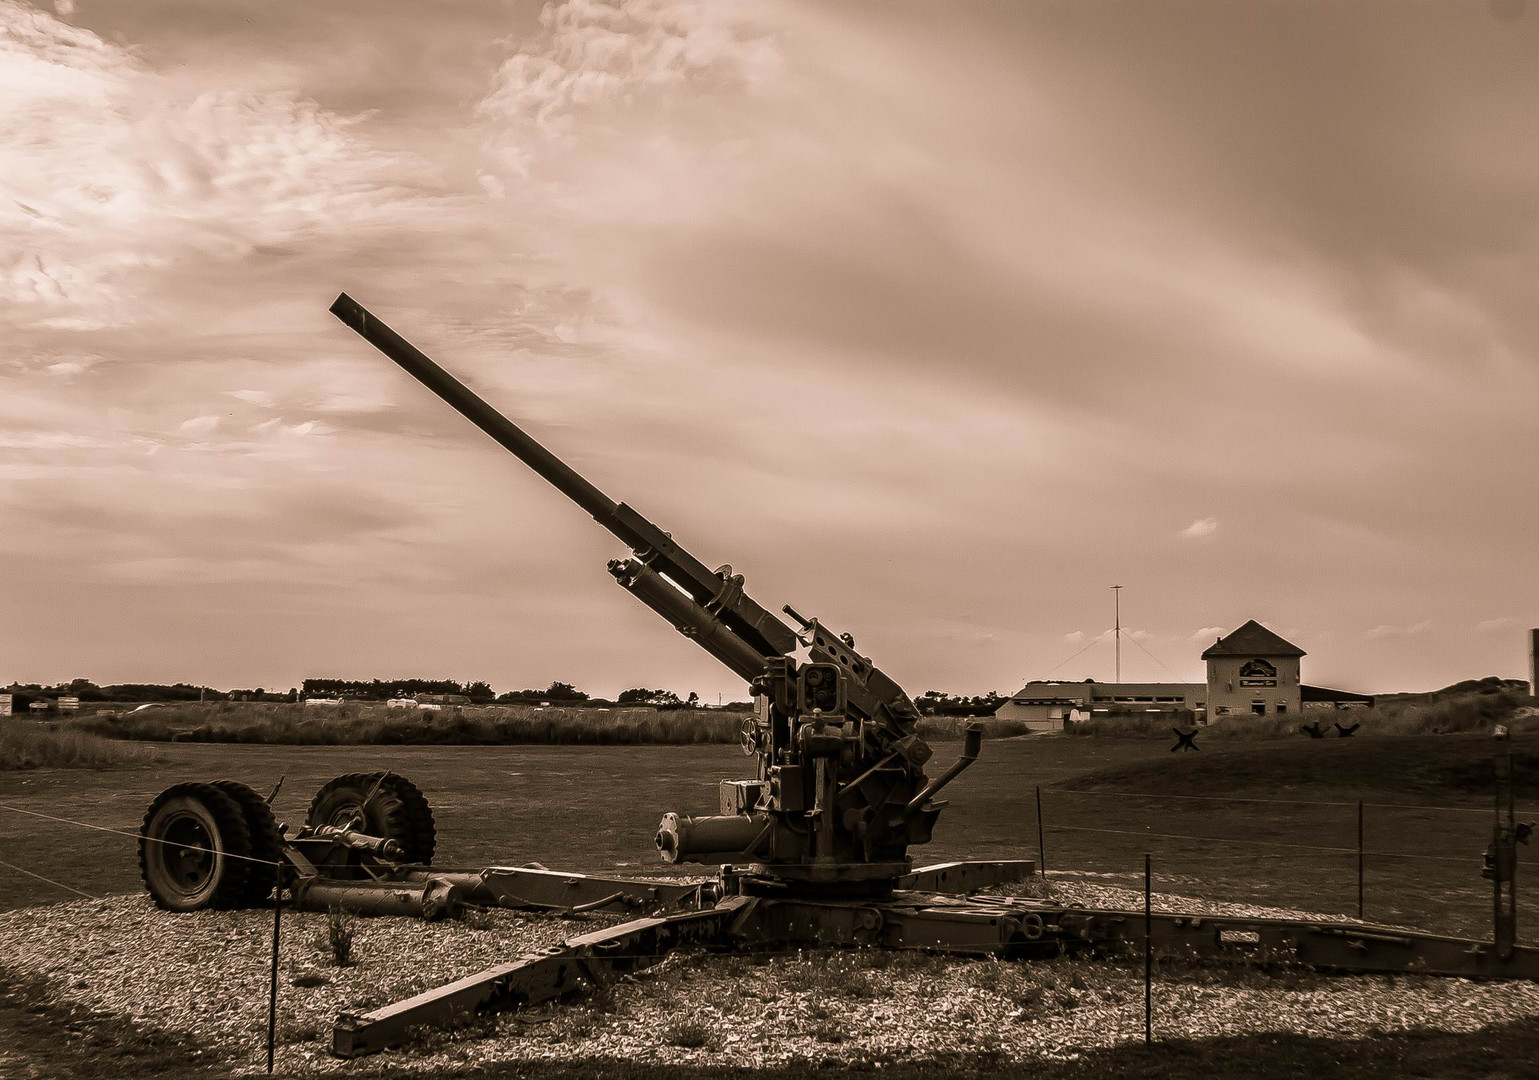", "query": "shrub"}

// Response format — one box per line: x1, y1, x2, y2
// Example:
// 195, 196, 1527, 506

320, 908, 357, 967
811, 1021, 847, 1044
661, 1019, 716, 1049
